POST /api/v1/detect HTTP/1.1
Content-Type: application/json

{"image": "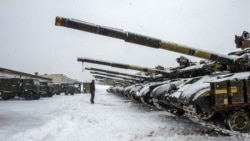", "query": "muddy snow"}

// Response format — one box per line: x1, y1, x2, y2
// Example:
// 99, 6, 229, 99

0, 85, 249, 141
